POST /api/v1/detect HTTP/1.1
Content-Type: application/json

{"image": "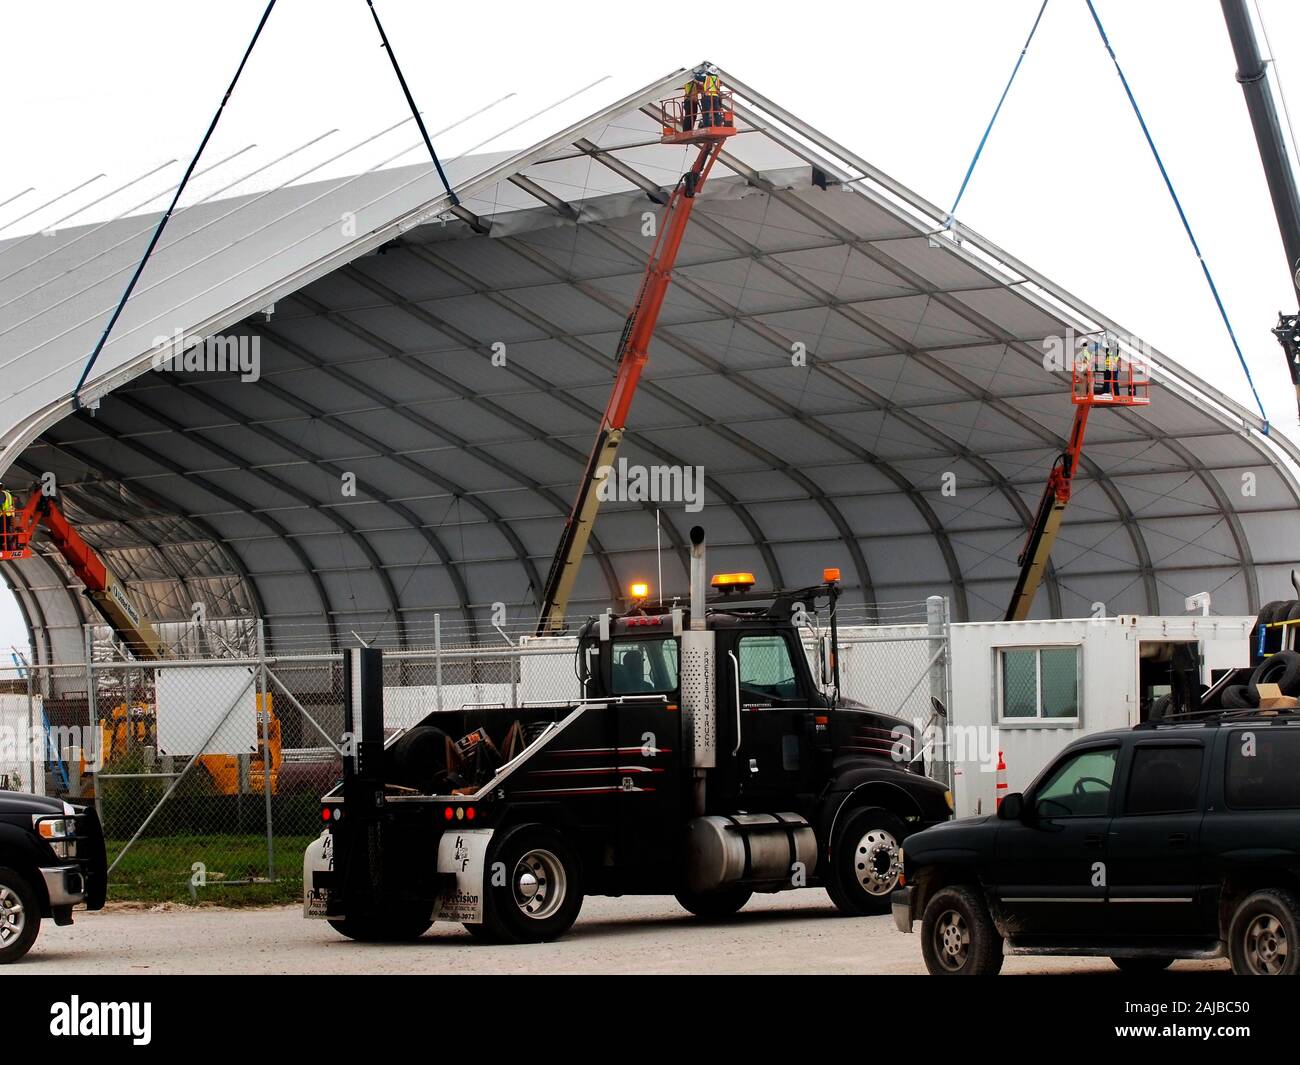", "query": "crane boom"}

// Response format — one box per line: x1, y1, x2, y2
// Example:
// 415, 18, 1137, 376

535, 92, 736, 635
1220, 0, 1300, 408
1004, 404, 1091, 622
7, 493, 164, 660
